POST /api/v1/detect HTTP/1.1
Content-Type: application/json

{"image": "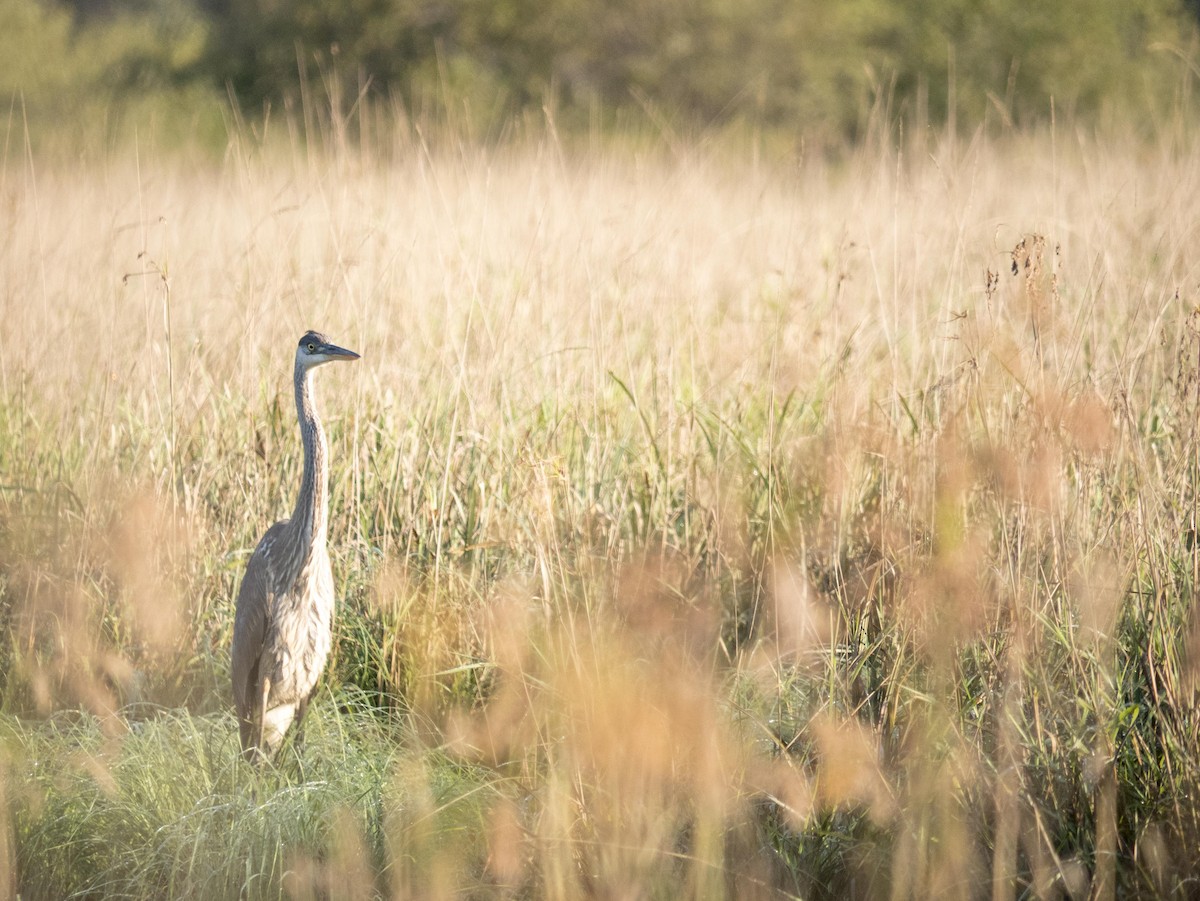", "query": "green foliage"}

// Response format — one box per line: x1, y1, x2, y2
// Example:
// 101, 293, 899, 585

857, 0, 1192, 126
6, 0, 1196, 148
193, 0, 1198, 135
0, 0, 223, 152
